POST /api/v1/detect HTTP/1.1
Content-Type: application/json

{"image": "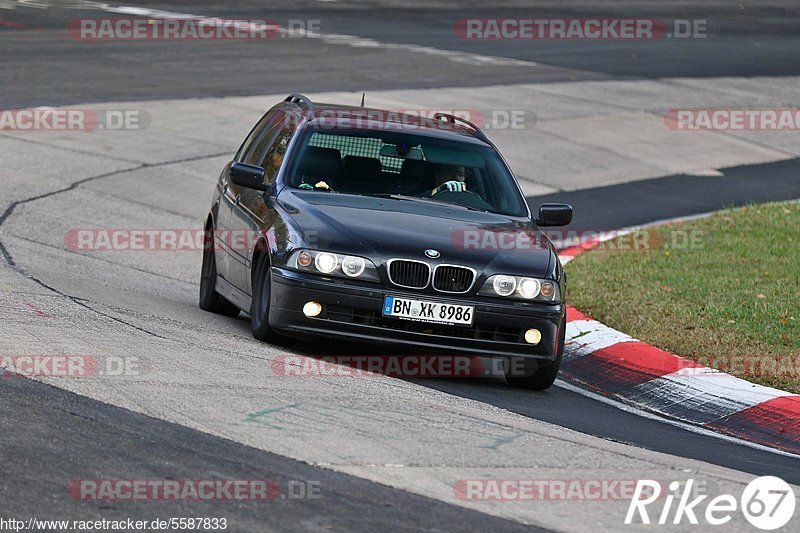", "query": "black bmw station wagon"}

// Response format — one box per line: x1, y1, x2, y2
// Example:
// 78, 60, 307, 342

200, 94, 573, 389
